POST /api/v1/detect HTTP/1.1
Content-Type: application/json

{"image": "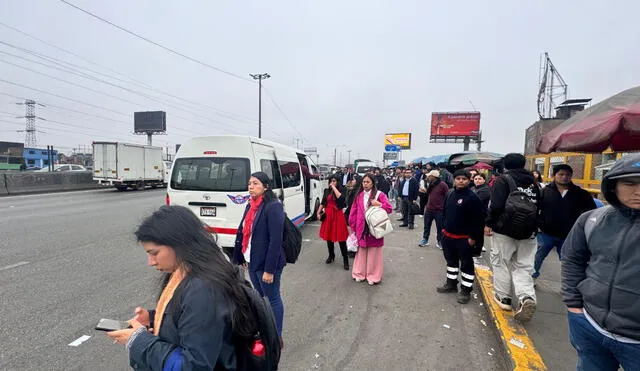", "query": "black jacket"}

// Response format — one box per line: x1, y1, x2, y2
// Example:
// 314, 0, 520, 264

538, 182, 596, 239
129, 276, 236, 370
375, 175, 391, 194
443, 187, 486, 245
400, 177, 420, 201
336, 172, 354, 186
321, 186, 347, 209
486, 168, 541, 234
473, 183, 491, 211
